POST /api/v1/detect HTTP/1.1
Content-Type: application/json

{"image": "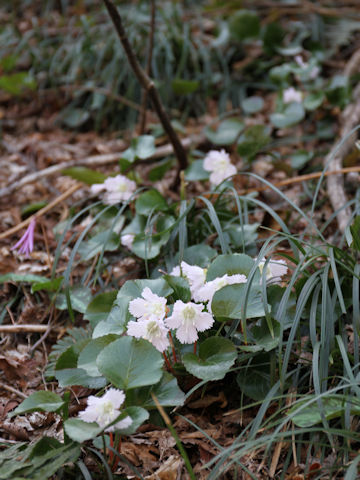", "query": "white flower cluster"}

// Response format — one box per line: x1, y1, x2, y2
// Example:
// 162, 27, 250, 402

295, 55, 320, 80
283, 87, 302, 104
203, 149, 237, 186
91, 174, 136, 205
126, 258, 288, 351
127, 285, 214, 350
79, 388, 132, 432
